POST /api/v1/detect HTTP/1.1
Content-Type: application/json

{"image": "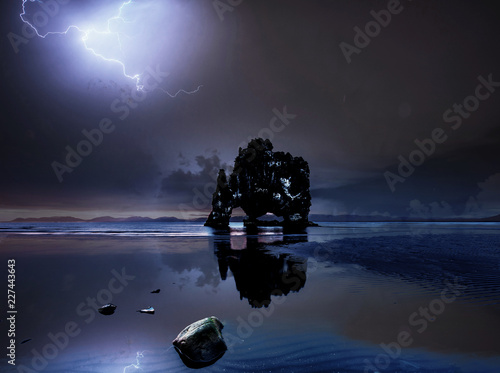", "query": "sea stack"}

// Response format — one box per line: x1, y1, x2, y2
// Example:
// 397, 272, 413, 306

205, 138, 312, 230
